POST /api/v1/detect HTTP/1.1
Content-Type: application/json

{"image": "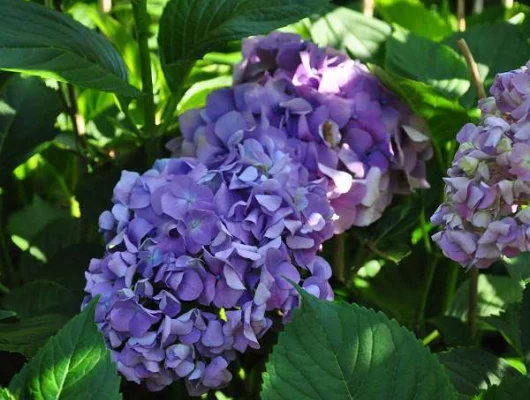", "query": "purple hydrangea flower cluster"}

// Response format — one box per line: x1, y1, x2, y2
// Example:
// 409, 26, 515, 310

432, 63, 530, 268
84, 129, 334, 393
178, 32, 432, 233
